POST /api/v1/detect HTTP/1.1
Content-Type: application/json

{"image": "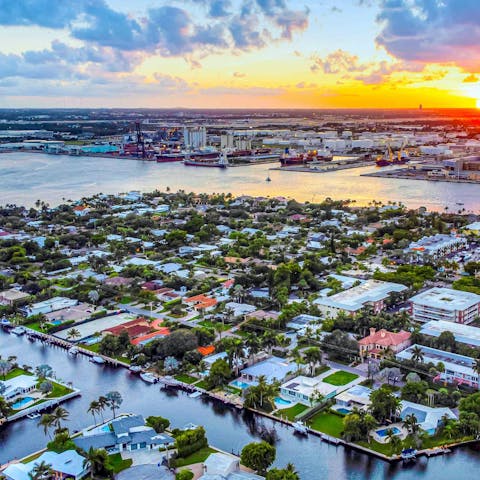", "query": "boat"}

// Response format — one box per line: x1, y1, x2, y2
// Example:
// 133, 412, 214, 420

184, 152, 228, 168
292, 421, 308, 435
0, 317, 11, 328
27, 413, 41, 419
68, 347, 79, 355
90, 356, 105, 365
140, 372, 158, 384
129, 365, 143, 373
156, 152, 185, 162
188, 391, 203, 398
401, 448, 417, 462
11, 326, 26, 336
280, 148, 307, 166
266, 176, 271, 182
